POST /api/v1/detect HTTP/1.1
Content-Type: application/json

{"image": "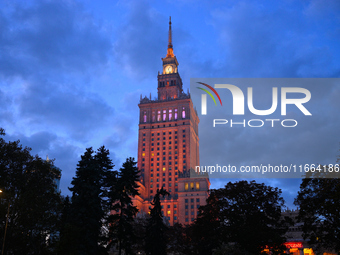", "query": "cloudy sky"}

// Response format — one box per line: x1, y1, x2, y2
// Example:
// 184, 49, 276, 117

1, 0, 339, 208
